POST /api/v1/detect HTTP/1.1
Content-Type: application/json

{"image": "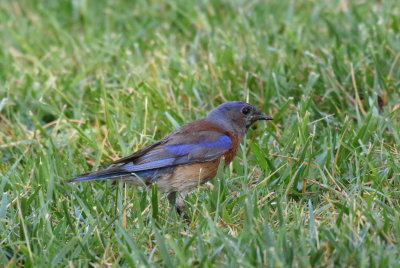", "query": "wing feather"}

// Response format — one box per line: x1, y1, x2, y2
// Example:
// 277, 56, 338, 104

68, 120, 236, 183
106, 120, 234, 170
